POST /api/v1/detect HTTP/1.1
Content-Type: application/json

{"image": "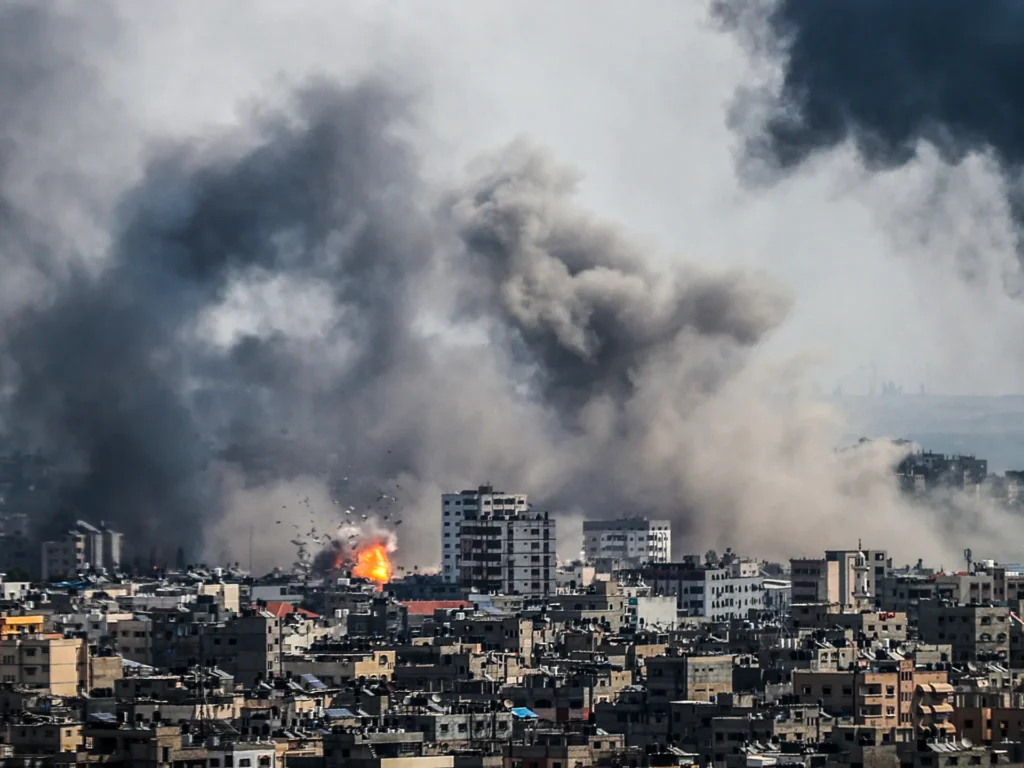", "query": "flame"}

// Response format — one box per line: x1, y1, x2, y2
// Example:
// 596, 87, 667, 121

351, 541, 392, 587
